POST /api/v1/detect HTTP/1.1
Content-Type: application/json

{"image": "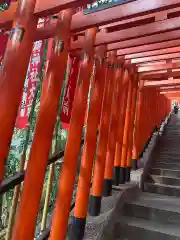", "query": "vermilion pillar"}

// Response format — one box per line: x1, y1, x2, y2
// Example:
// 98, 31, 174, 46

120, 68, 133, 184
12, 10, 73, 240
50, 28, 97, 240
0, 0, 37, 183
138, 89, 147, 157
103, 60, 124, 196
125, 72, 139, 181
132, 80, 144, 170
140, 88, 149, 153
88, 51, 116, 216
114, 69, 129, 185
69, 45, 107, 240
